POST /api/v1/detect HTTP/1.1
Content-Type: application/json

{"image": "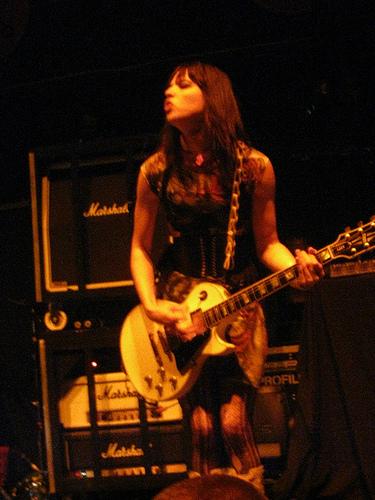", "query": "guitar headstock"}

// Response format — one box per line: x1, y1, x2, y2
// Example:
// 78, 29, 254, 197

329, 216, 375, 260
